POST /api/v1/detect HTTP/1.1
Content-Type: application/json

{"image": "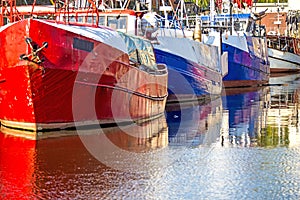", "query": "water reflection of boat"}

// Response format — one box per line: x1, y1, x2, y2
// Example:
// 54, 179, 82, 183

1, 110, 168, 141
269, 72, 300, 86
166, 97, 223, 146
0, 113, 168, 198
0, 1, 168, 135
222, 73, 300, 148
221, 86, 270, 147
264, 73, 300, 147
